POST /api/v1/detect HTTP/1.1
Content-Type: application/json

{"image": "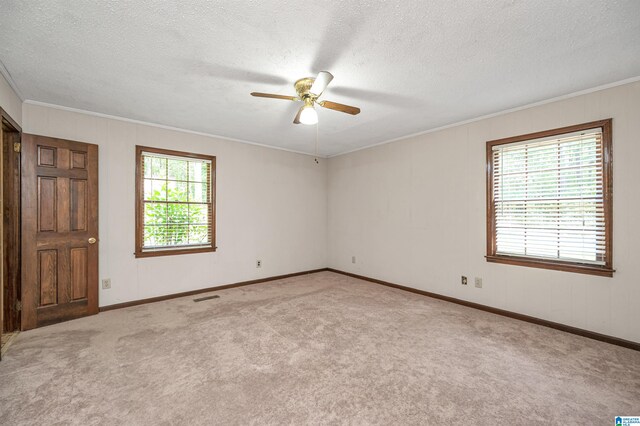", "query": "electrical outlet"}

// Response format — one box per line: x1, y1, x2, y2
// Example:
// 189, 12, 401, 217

352, 256, 356, 264
474, 277, 482, 288
461, 276, 468, 285
101, 278, 111, 290
256, 260, 262, 268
